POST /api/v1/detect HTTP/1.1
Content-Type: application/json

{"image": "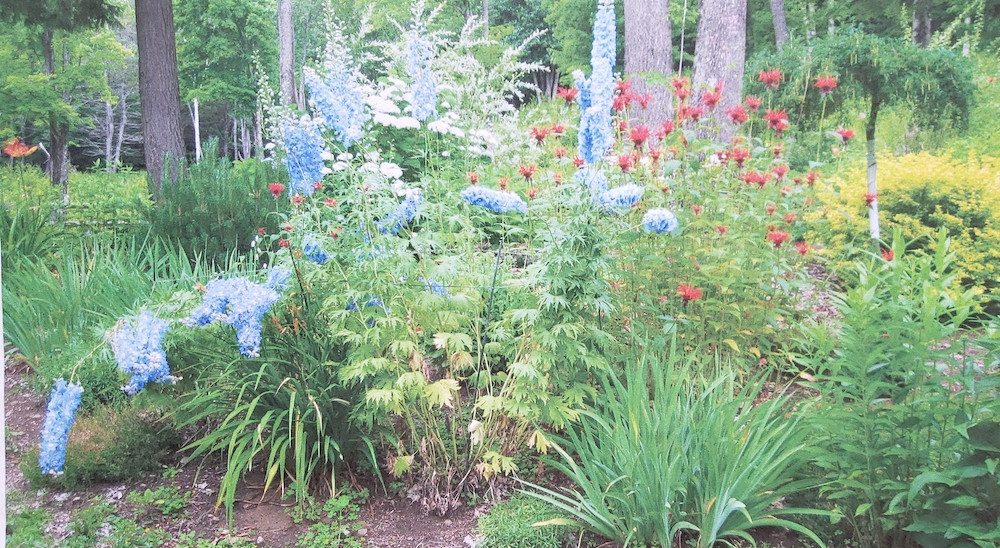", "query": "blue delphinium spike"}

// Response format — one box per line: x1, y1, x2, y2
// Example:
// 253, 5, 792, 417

591, 0, 617, 71
303, 239, 329, 264
460, 186, 528, 214
281, 117, 326, 197
406, 23, 438, 121
575, 167, 610, 196
642, 208, 679, 234
266, 268, 292, 291
112, 311, 176, 396
38, 379, 84, 475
